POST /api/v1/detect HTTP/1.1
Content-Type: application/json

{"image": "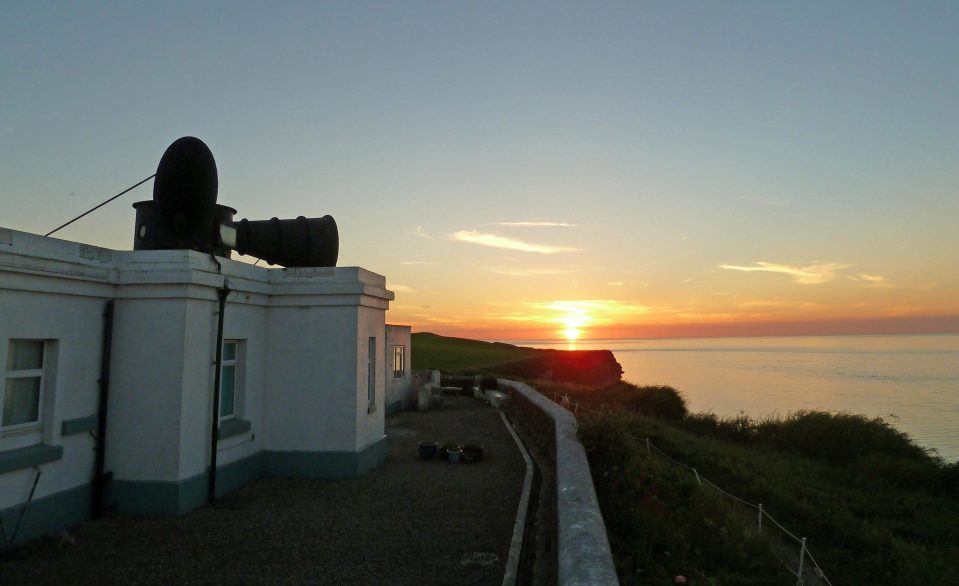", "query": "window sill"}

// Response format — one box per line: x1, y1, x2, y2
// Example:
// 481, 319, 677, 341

217, 418, 252, 441
0, 443, 63, 475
